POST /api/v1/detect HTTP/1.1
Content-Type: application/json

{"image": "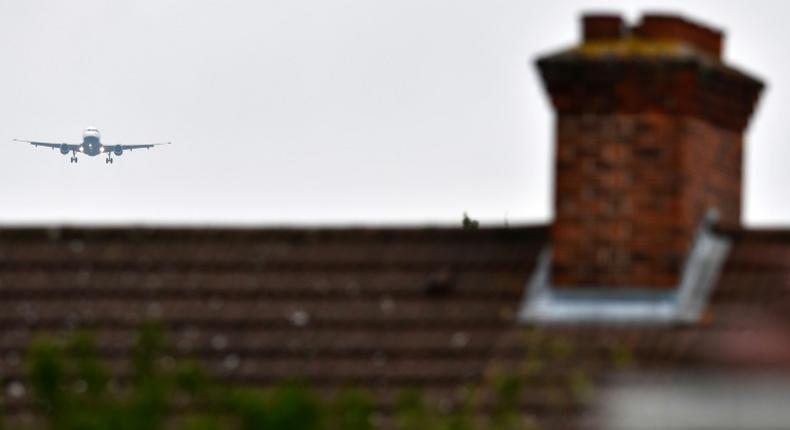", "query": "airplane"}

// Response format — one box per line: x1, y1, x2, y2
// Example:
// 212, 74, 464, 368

13, 126, 171, 164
